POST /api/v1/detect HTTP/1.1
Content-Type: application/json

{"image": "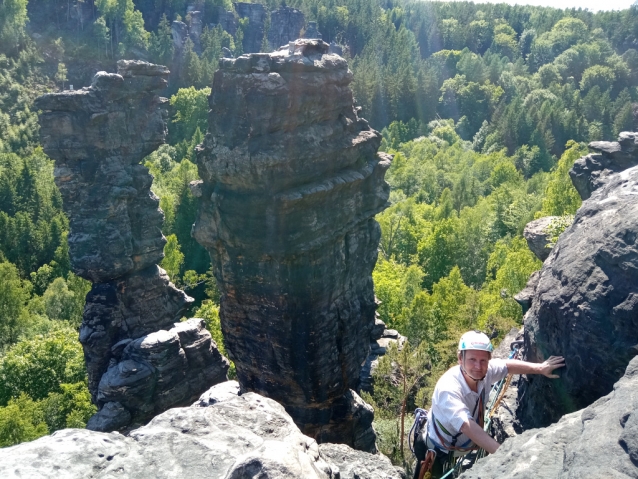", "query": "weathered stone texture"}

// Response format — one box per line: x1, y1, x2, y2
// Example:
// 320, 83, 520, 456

193, 40, 390, 451
460, 356, 638, 479
516, 133, 638, 430
0, 384, 404, 479
570, 132, 638, 200
88, 318, 229, 431
523, 216, 558, 262
359, 317, 408, 394
268, 6, 305, 50
36, 61, 228, 431
234, 2, 267, 53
